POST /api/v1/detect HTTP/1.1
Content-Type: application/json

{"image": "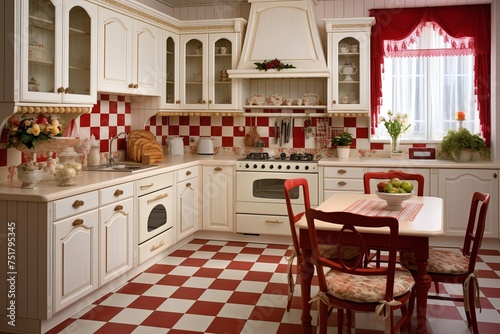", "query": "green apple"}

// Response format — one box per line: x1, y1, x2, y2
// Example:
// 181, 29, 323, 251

383, 183, 393, 193
401, 181, 414, 193
390, 178, 402, 188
